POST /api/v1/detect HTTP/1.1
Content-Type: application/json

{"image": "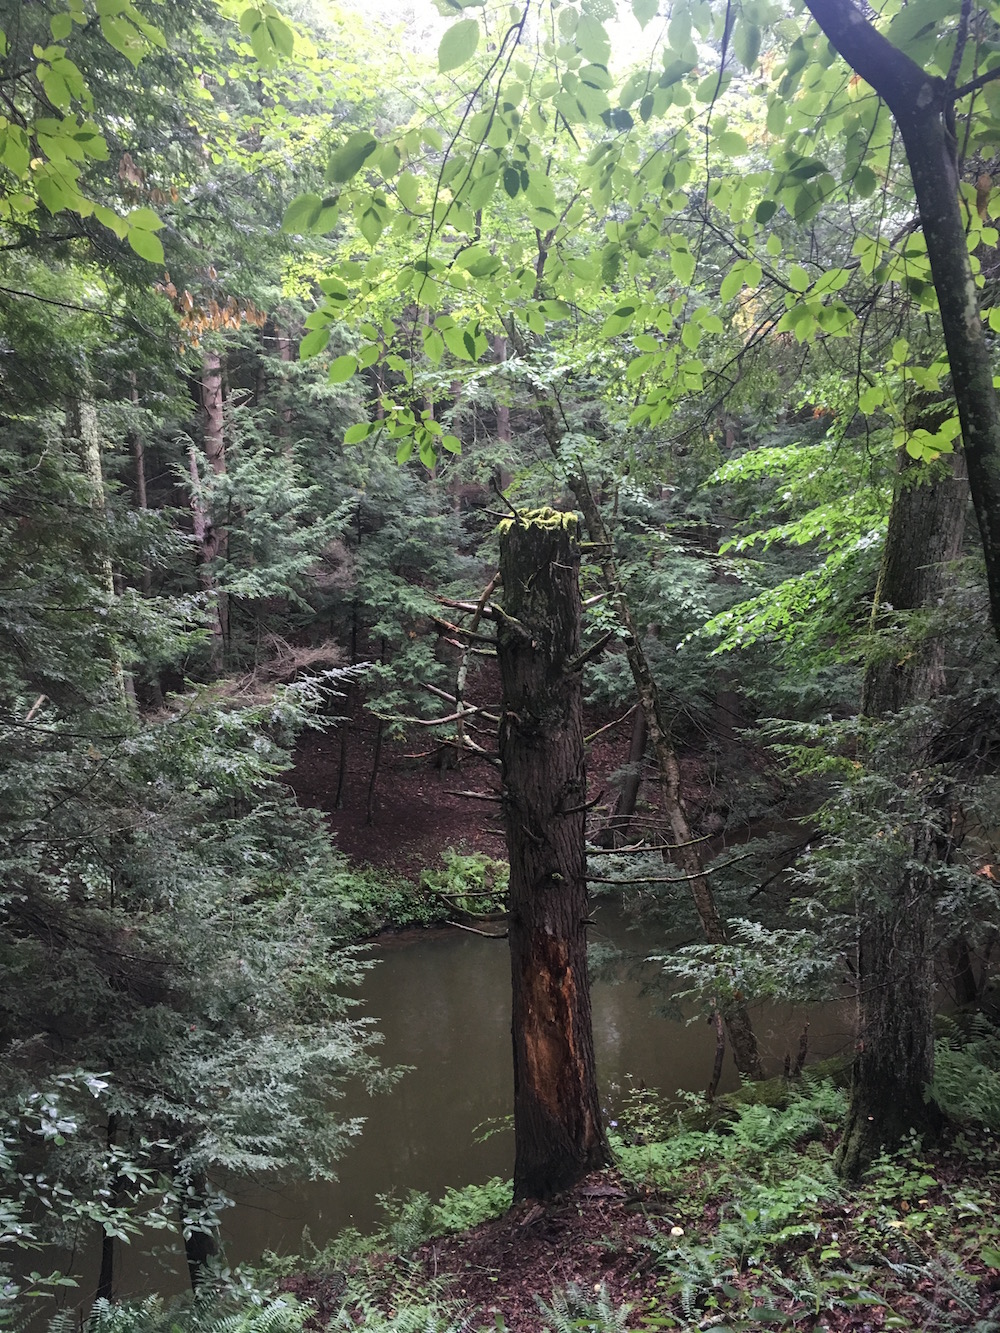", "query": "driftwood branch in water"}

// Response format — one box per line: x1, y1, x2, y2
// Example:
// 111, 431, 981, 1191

447, 919, 507, 939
